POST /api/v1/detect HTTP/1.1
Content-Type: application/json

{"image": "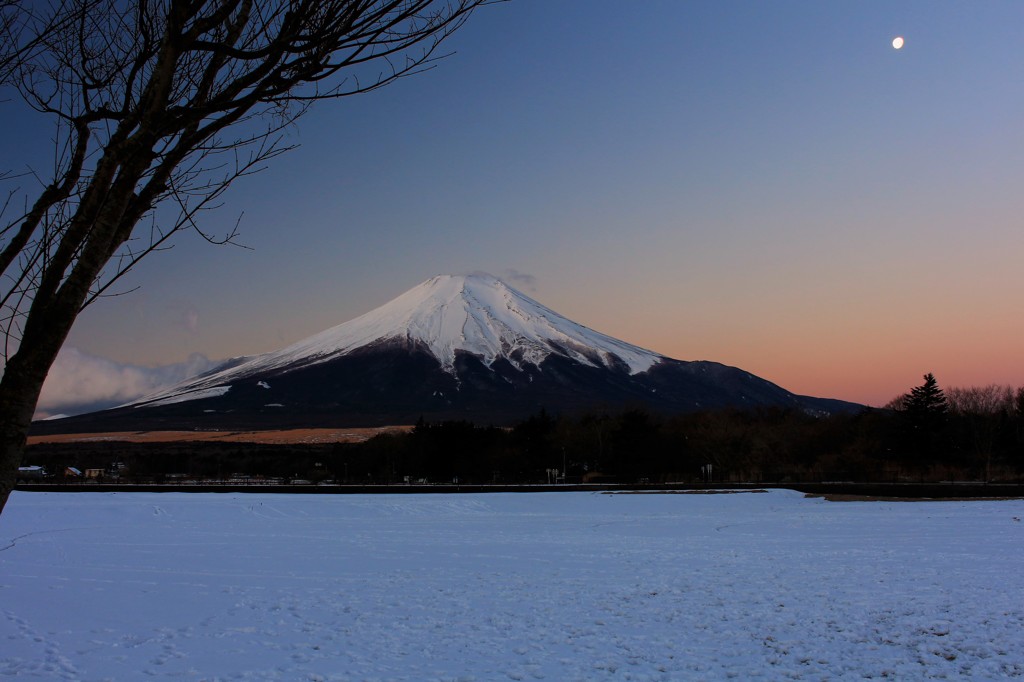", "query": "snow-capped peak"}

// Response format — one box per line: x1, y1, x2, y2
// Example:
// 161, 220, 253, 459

137, 274, 665, 403
269, 273, 662, 373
